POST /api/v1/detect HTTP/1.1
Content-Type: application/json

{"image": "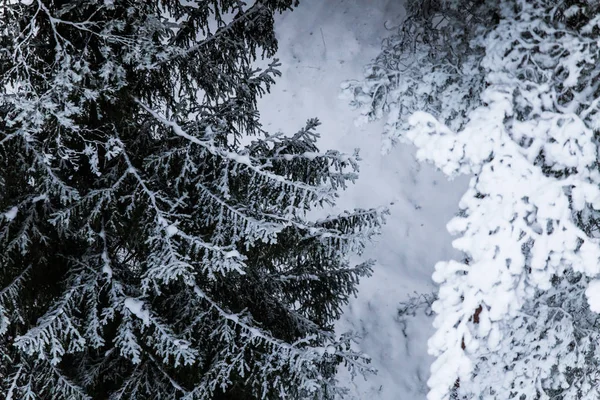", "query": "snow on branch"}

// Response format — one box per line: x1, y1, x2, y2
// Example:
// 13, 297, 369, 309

0, 0, 382, 397
136, 99, 337, 206
347, 0, 600, 398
